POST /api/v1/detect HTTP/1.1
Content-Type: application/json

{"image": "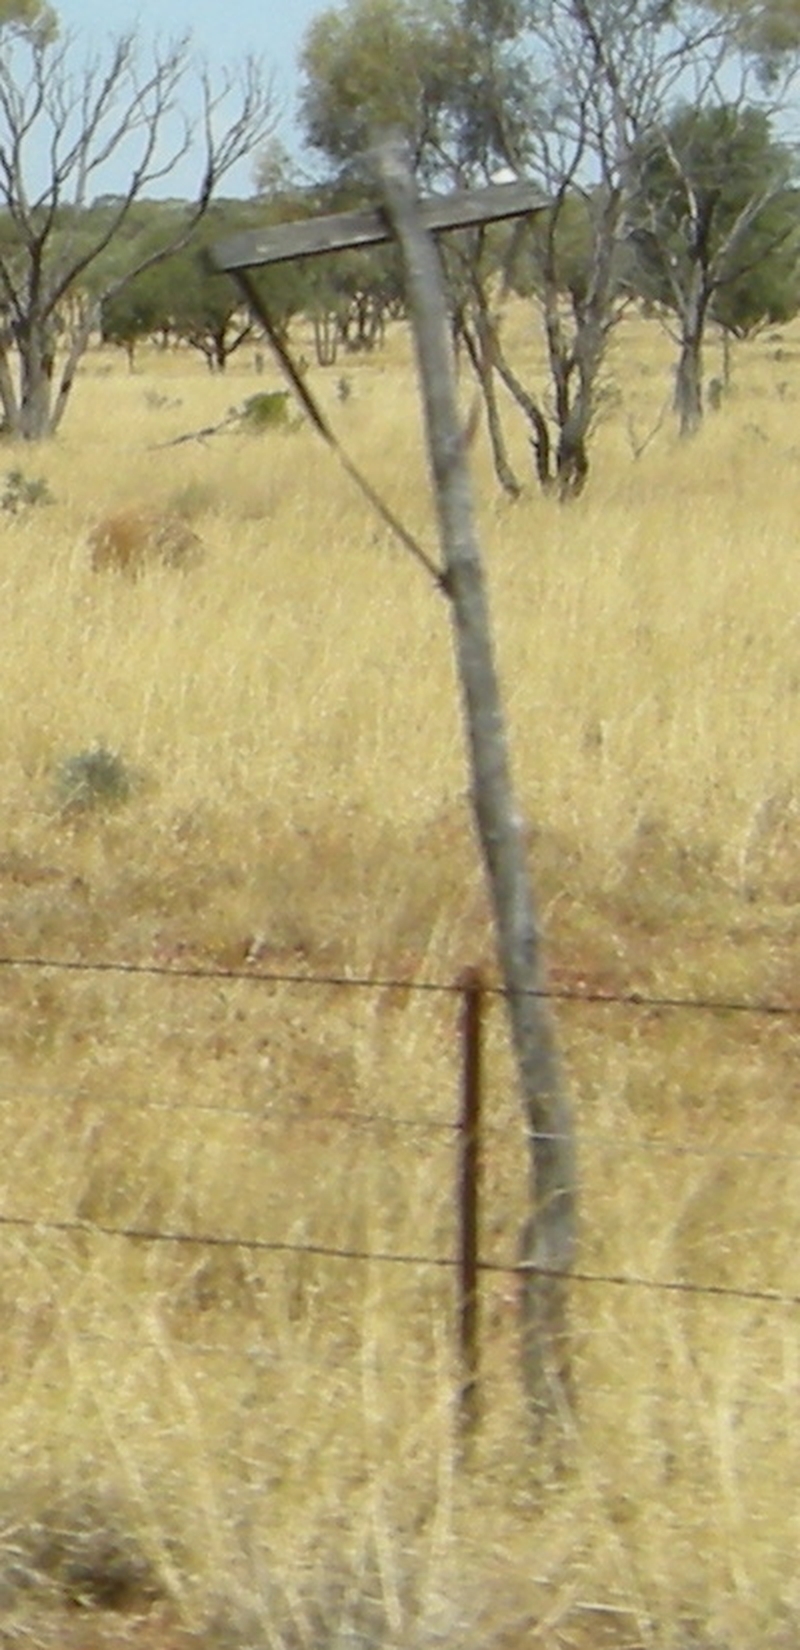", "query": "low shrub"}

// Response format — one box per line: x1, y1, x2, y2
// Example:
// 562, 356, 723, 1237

1, 469, 55, 515
53, 745, 134, 815
237, 391, 291, 432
